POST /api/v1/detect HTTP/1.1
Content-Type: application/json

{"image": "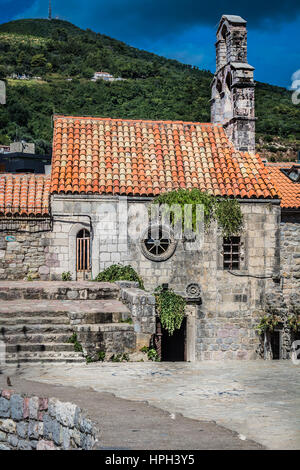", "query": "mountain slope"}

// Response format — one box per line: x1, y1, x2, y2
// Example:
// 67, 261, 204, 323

0, 19, 299, 160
